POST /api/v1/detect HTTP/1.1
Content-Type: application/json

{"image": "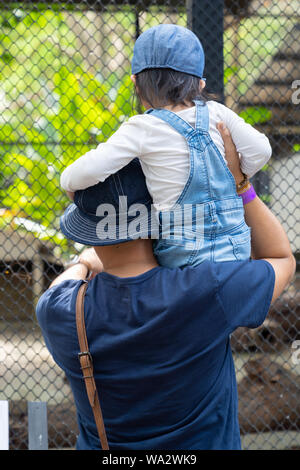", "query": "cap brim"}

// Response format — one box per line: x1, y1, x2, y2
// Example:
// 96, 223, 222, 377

60, 203, 157, 246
